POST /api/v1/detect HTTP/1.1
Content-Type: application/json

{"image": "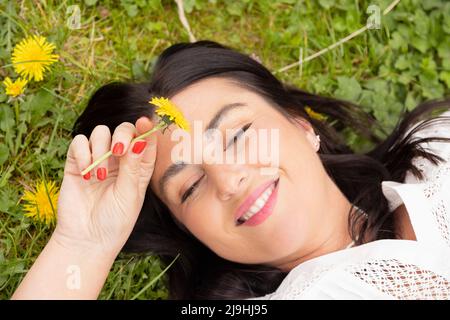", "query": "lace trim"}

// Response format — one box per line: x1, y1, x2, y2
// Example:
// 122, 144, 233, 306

423, 158, 450, 247
252, 266, 332, 299
346, 259, 450, 299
